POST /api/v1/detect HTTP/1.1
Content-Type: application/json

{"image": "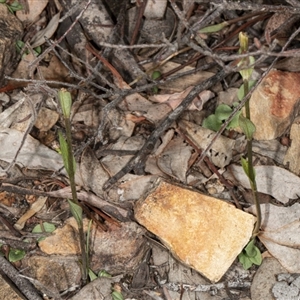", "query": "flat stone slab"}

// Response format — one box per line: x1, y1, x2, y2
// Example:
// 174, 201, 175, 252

249, 69, 300, 140
134, 180, 255, 282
